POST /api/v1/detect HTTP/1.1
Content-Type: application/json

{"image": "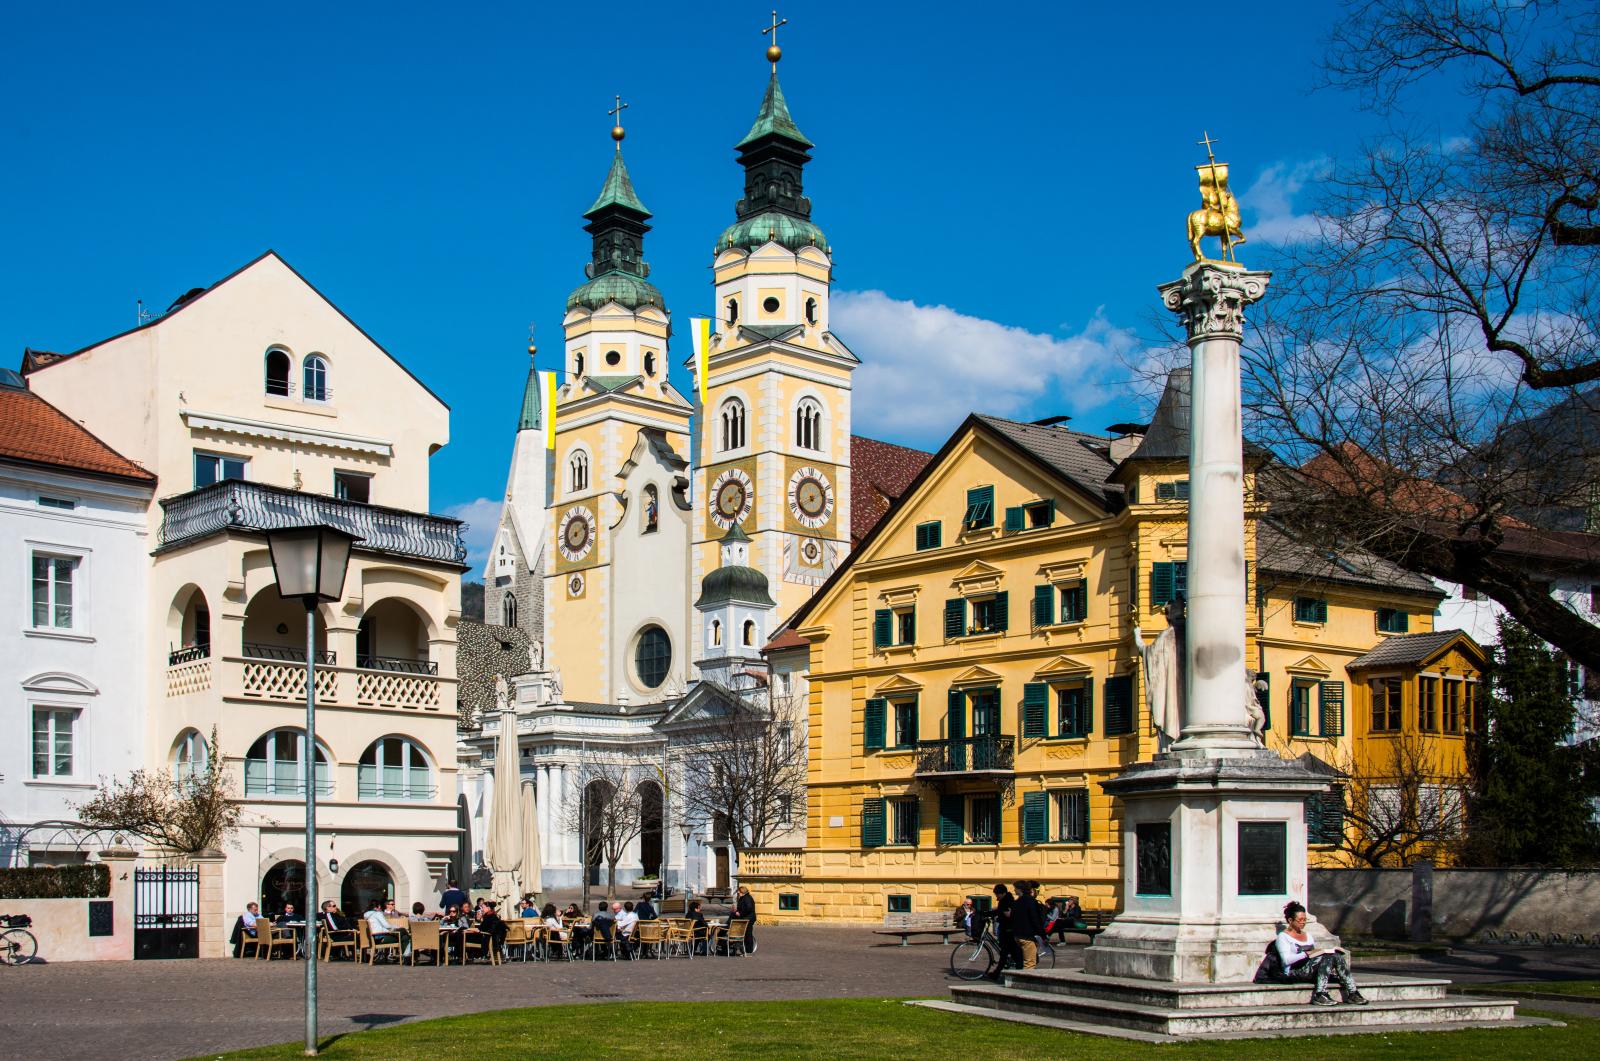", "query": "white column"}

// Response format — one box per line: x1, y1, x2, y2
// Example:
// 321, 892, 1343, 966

1159, 262, 1270, 757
